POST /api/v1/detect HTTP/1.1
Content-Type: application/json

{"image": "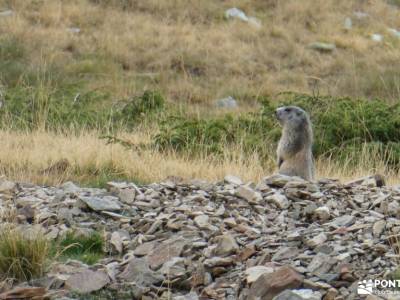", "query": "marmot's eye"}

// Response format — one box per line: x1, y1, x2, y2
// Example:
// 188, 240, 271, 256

284, 108, 291, 112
